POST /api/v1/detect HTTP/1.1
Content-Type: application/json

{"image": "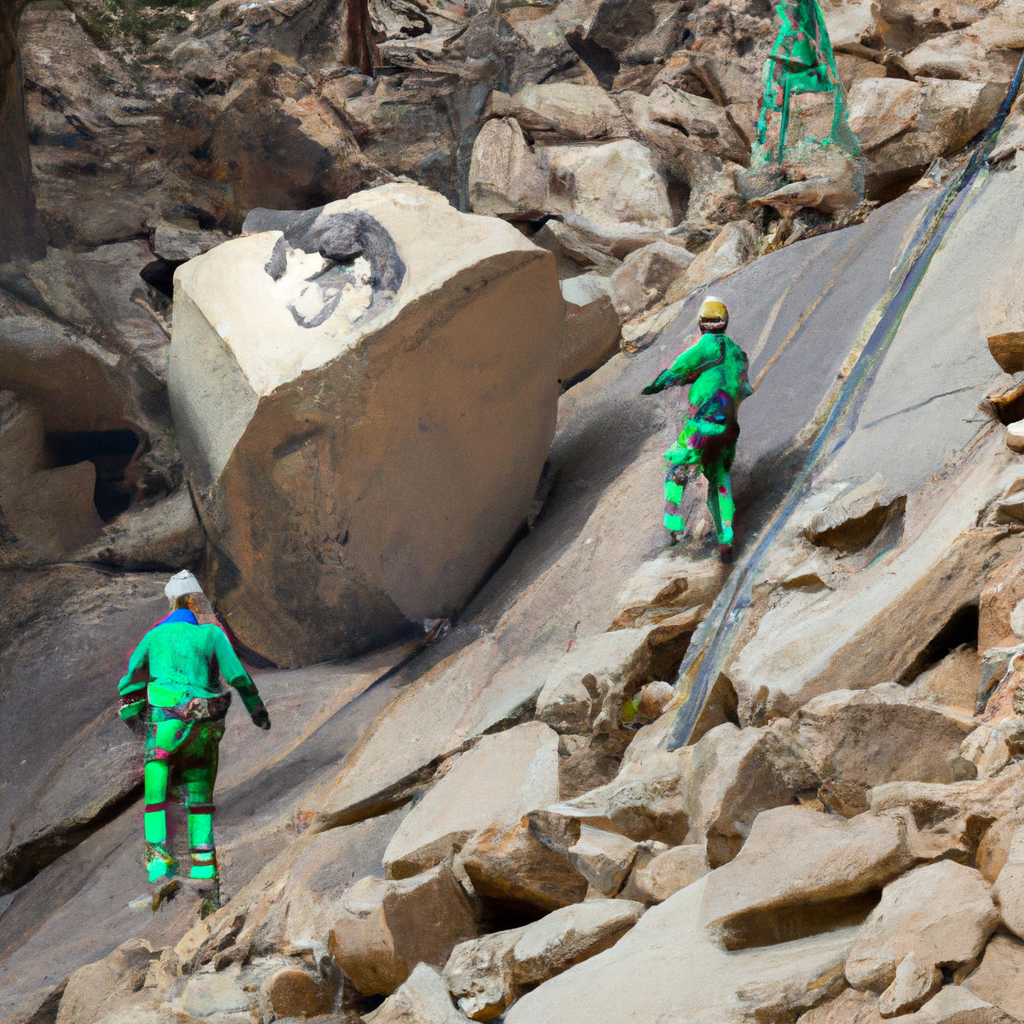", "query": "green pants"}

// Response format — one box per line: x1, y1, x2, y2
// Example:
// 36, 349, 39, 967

143, 716, 223, 883
663, 420, 737, 546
